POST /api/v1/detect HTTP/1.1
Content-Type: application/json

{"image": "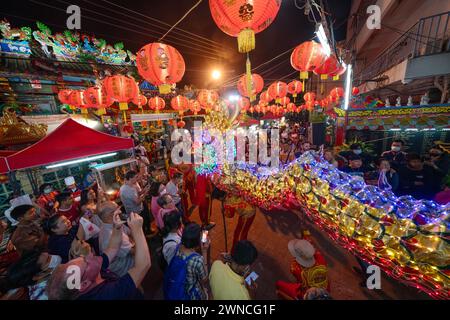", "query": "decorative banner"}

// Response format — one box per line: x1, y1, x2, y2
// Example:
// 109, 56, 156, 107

0, 39, 32, 55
